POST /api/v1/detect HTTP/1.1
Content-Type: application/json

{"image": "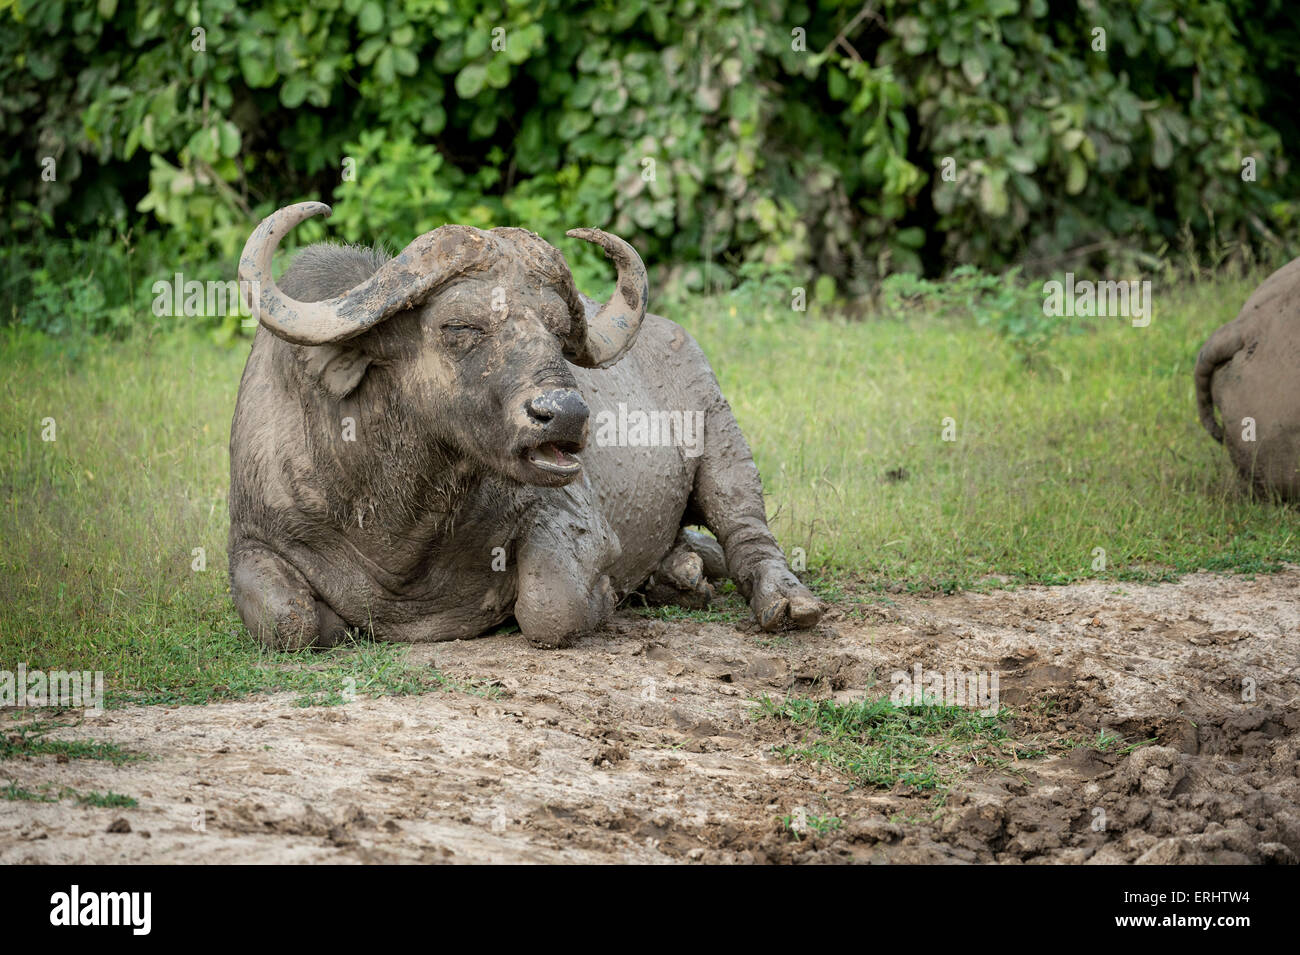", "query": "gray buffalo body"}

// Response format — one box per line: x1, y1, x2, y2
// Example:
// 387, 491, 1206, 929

228, 203, 820, 649
1195, 256, 1300, 499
